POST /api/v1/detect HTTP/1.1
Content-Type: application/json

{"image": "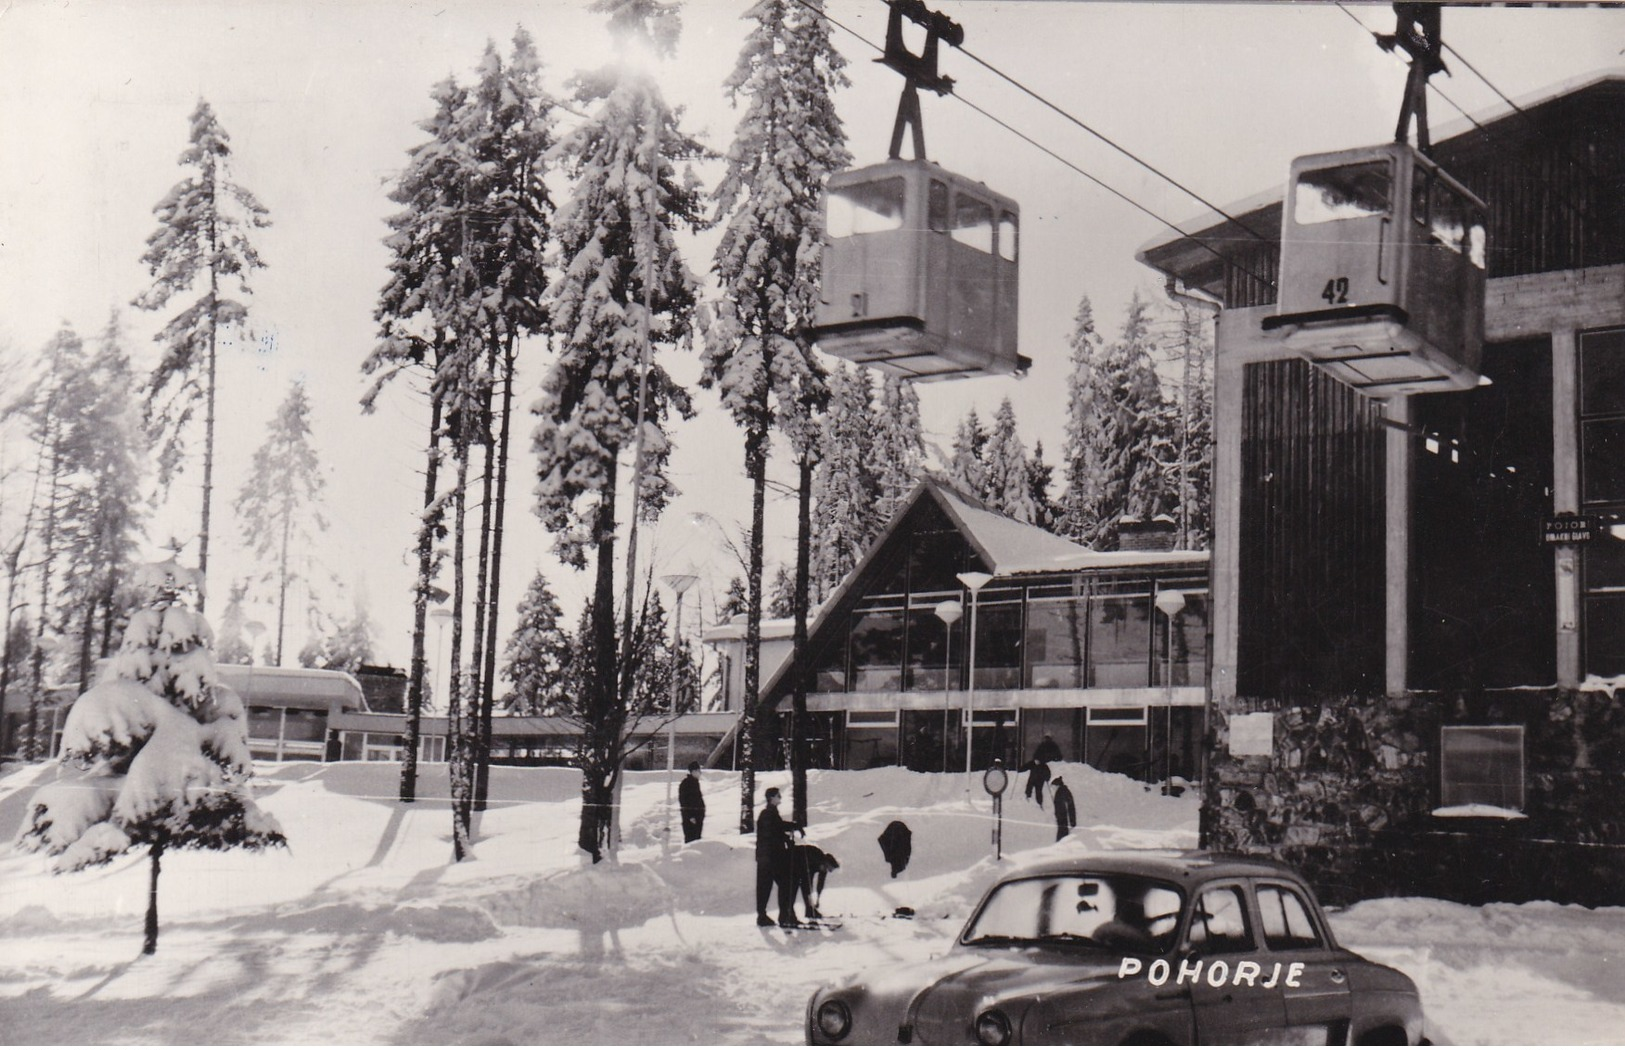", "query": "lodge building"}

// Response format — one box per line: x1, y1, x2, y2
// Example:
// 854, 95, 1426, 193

718, 479, 1211, 782
1137, 74, 1625, 904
